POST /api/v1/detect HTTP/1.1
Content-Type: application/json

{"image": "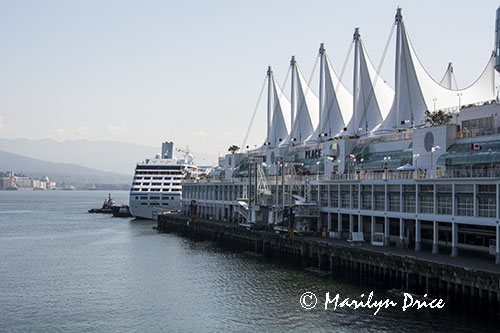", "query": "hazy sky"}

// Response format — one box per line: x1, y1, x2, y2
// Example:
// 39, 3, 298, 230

0, 0, 499, 158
